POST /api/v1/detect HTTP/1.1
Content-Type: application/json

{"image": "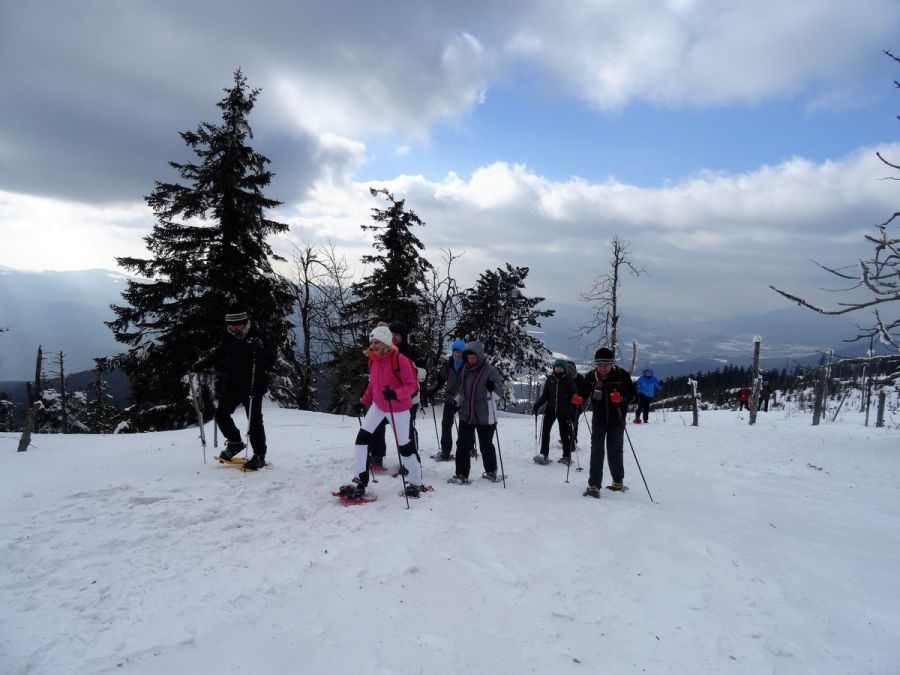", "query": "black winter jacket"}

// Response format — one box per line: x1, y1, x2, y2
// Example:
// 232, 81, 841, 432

578, 366, 637, 427
198, 325, 275, 397
534, 372, 577, 416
